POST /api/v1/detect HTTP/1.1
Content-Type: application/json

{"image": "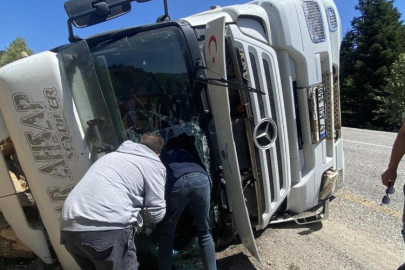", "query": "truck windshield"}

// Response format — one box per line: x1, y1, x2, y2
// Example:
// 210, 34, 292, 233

90, 26, 196, 141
